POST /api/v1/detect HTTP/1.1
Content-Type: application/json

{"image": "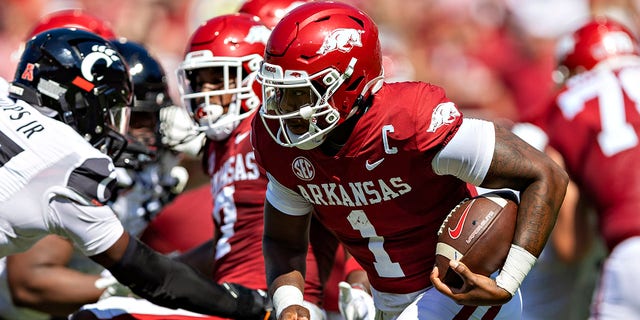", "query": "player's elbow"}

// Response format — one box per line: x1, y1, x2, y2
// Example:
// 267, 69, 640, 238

542, 159, 570, 209
9, 282, 42, 308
